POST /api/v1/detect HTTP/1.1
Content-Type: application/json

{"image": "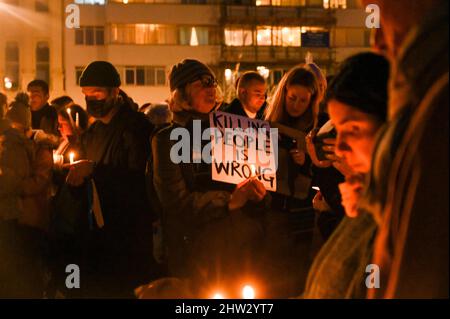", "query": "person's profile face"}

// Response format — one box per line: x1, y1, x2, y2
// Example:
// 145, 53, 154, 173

328, 99, 383, 174
58, 114, 73, 138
